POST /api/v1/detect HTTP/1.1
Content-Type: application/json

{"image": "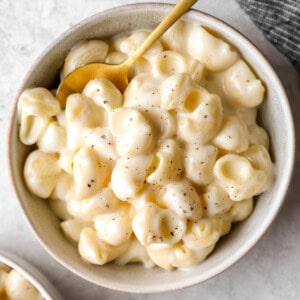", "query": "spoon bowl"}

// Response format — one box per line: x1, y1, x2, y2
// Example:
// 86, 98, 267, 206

57, 63, 129, 107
